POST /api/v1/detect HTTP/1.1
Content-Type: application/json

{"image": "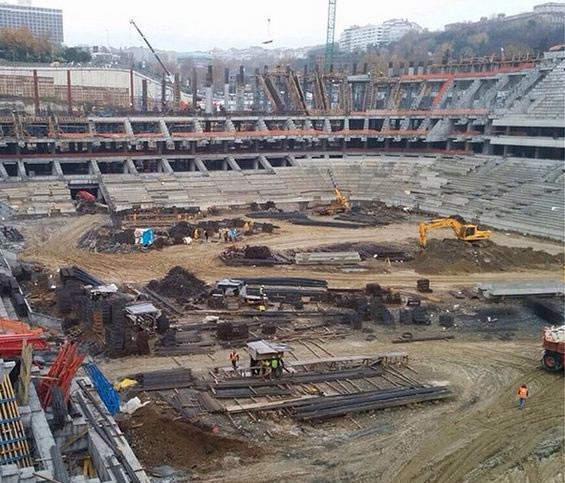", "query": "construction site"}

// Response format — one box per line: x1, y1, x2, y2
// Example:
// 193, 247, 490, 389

0, 1, 563, 483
